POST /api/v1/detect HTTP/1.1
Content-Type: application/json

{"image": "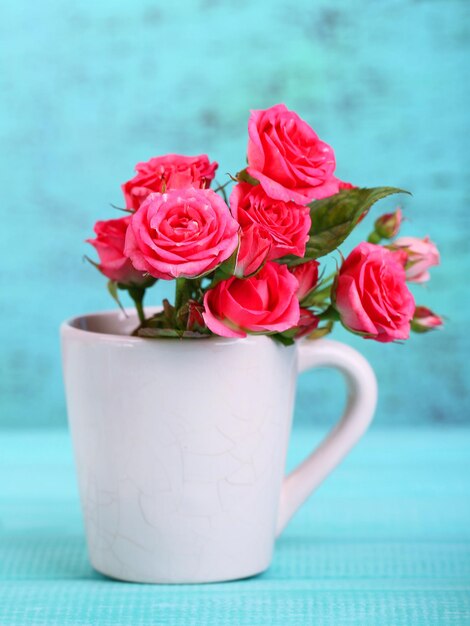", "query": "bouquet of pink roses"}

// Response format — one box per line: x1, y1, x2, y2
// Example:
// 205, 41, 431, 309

87, 104, 442, 344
